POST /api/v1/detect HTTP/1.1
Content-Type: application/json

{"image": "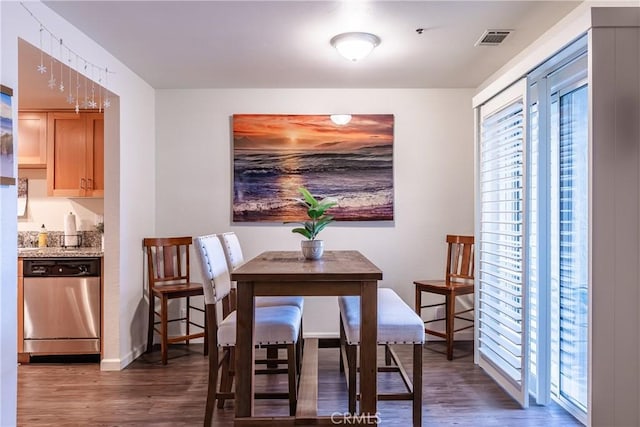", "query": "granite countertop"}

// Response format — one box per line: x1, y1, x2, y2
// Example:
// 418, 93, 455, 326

18, 247, 103, 258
